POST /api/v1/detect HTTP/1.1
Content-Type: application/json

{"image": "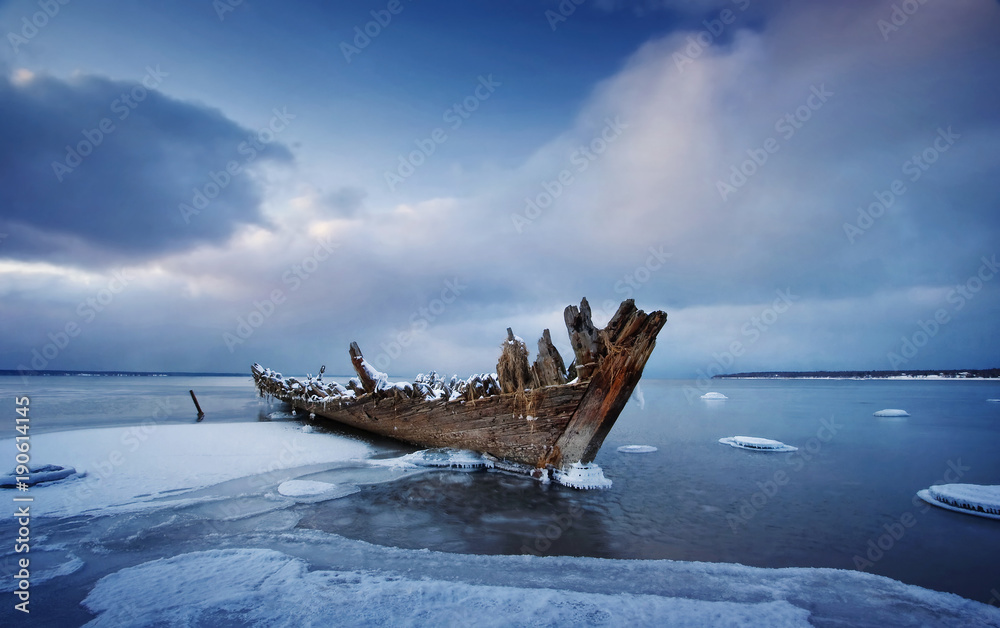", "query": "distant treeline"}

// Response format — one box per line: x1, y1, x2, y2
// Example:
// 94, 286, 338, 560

714, 369, 1000, 379
0, 370, 246, 377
